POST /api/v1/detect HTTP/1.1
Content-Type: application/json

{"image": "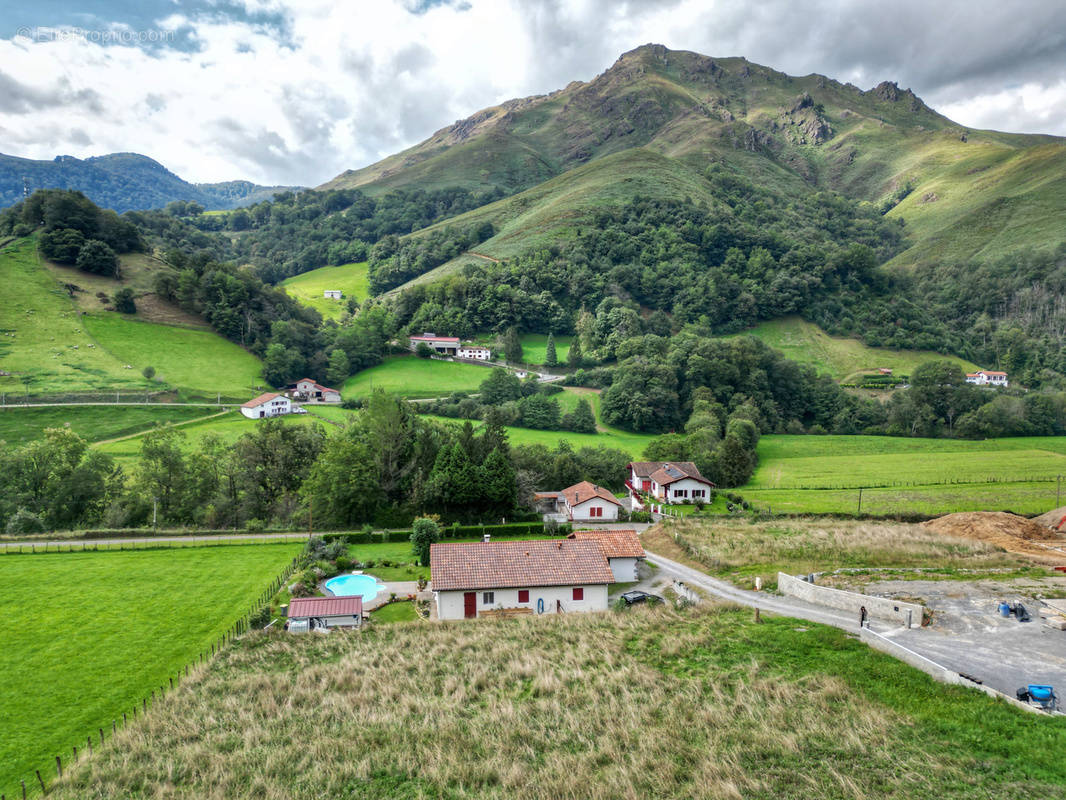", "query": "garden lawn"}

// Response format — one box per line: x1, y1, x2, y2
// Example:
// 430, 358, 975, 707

0, 405, 216, 448
519, 333, 571, 365
369, 601, 417, 624
342, 356, 490, 399
280, 262, 370, 321
82, 313, 263, 399
0, 543, 300, 798
0, 238, 148, 395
